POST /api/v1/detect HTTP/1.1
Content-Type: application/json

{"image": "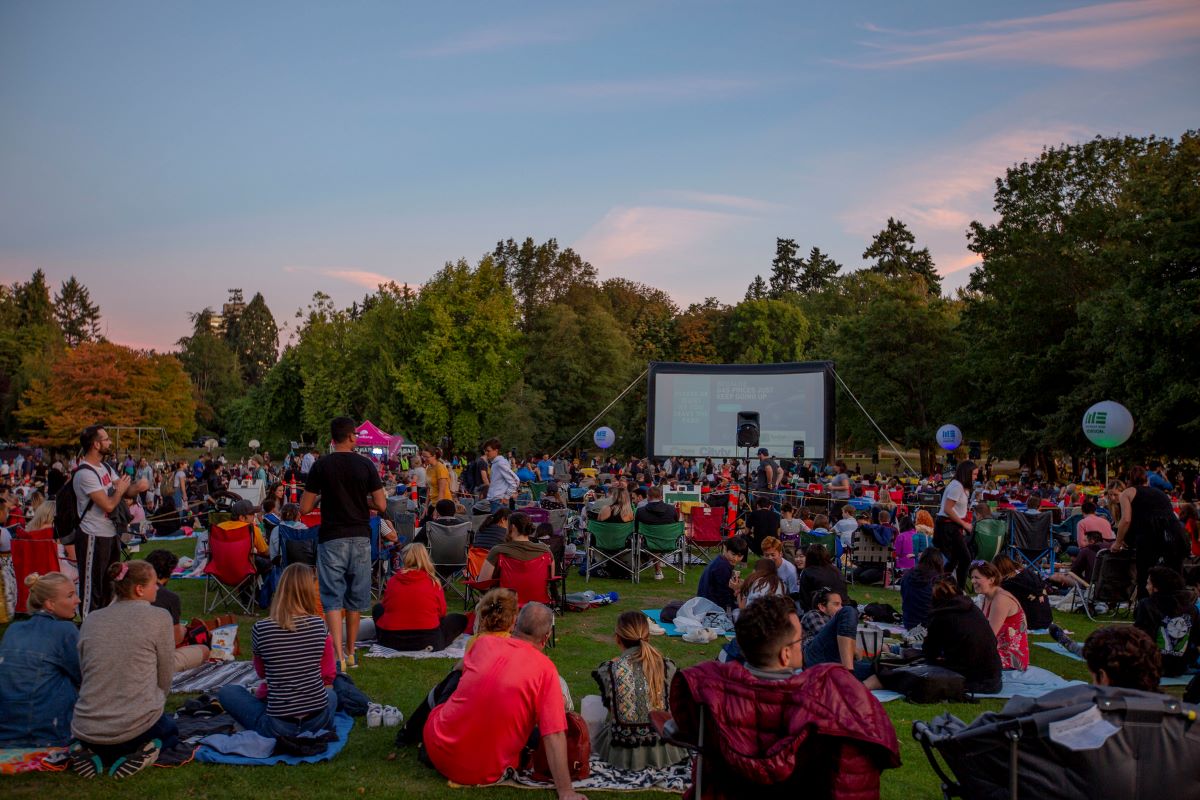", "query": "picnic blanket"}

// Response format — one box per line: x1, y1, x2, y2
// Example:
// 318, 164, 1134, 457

871, 665, 1084, 703
1033, 641, 1198, 686
172, 660, 259, 694
366, 634, 468, 660
0, 747, 67, 775
506, 754, 690, 793
196, 713, 353, 766
642, 609, 734, 639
